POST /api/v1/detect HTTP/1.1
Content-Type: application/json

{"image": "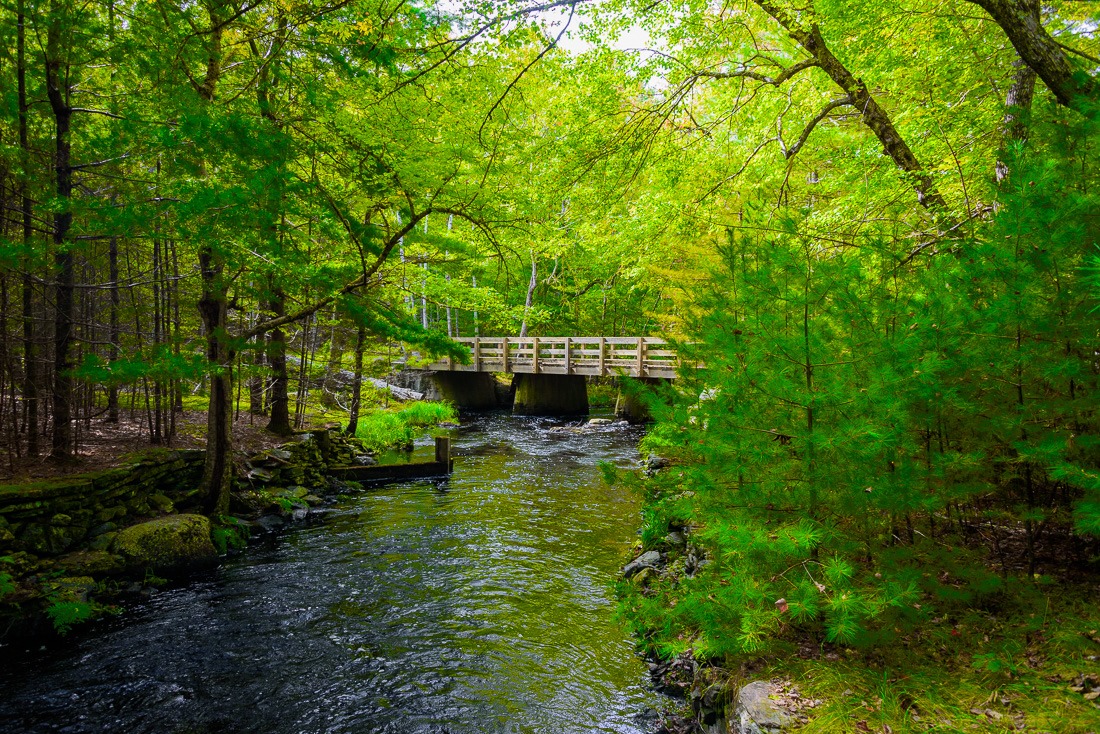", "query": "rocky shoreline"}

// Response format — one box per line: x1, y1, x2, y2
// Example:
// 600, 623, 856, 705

0, 428, 381, 642
622, 457, 821, 734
